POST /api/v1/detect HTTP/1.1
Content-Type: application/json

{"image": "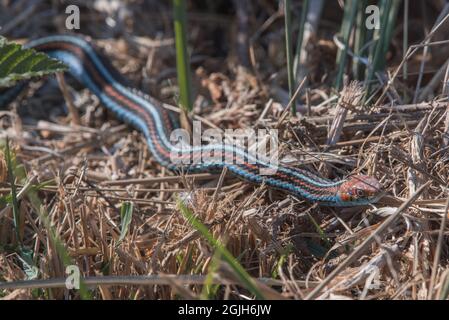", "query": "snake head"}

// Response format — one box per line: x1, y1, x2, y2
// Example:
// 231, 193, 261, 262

336, 175, 383, 206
